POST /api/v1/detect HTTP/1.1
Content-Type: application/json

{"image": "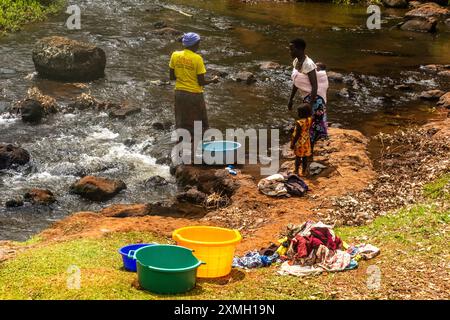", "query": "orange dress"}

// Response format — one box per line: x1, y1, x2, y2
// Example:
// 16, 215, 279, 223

291, 118, 312, 157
